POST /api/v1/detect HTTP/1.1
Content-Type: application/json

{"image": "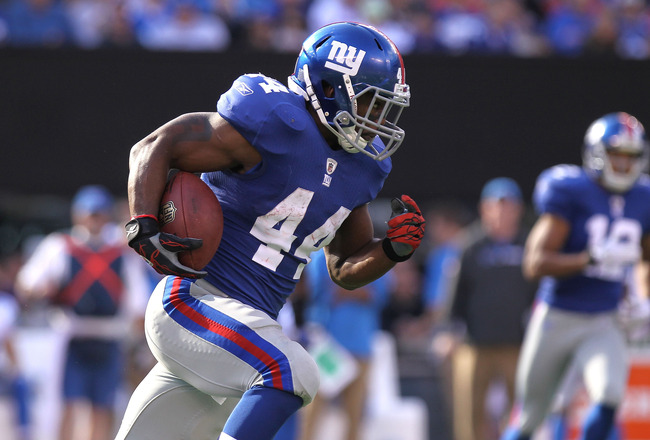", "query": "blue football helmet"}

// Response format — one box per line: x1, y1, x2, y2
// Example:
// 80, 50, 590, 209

583, 112, 649, 192
288, 22, 410, 161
